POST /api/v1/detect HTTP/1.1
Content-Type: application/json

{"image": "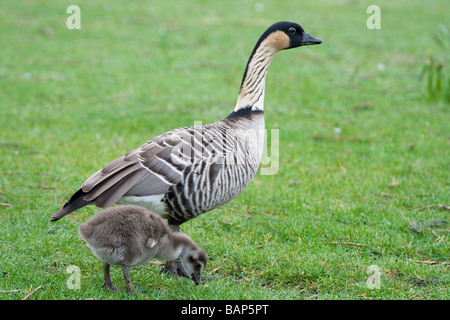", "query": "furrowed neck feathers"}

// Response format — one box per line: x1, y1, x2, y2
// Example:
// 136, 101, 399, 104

234, 30, 288, 112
